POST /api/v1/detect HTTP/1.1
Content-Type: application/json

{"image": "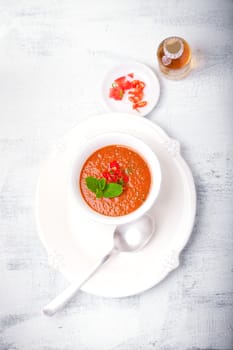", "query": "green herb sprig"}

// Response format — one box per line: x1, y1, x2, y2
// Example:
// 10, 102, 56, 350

85, 176, 123, 199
